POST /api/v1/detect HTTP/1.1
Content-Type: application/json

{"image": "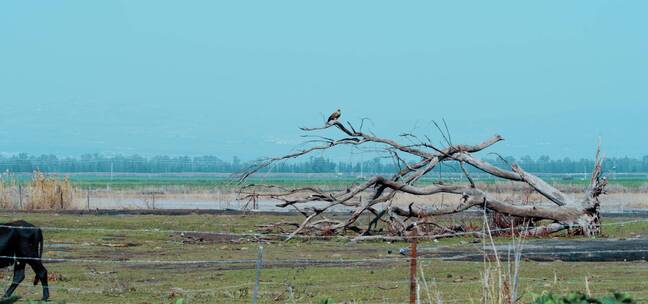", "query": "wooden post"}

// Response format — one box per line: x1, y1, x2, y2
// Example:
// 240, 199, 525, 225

18, 185, 23, 209
151, 192, 155, 209
409, 237, 418, 304
58, 186, 64, 209
252, 244, 264, 304
86, 187, 90, 210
